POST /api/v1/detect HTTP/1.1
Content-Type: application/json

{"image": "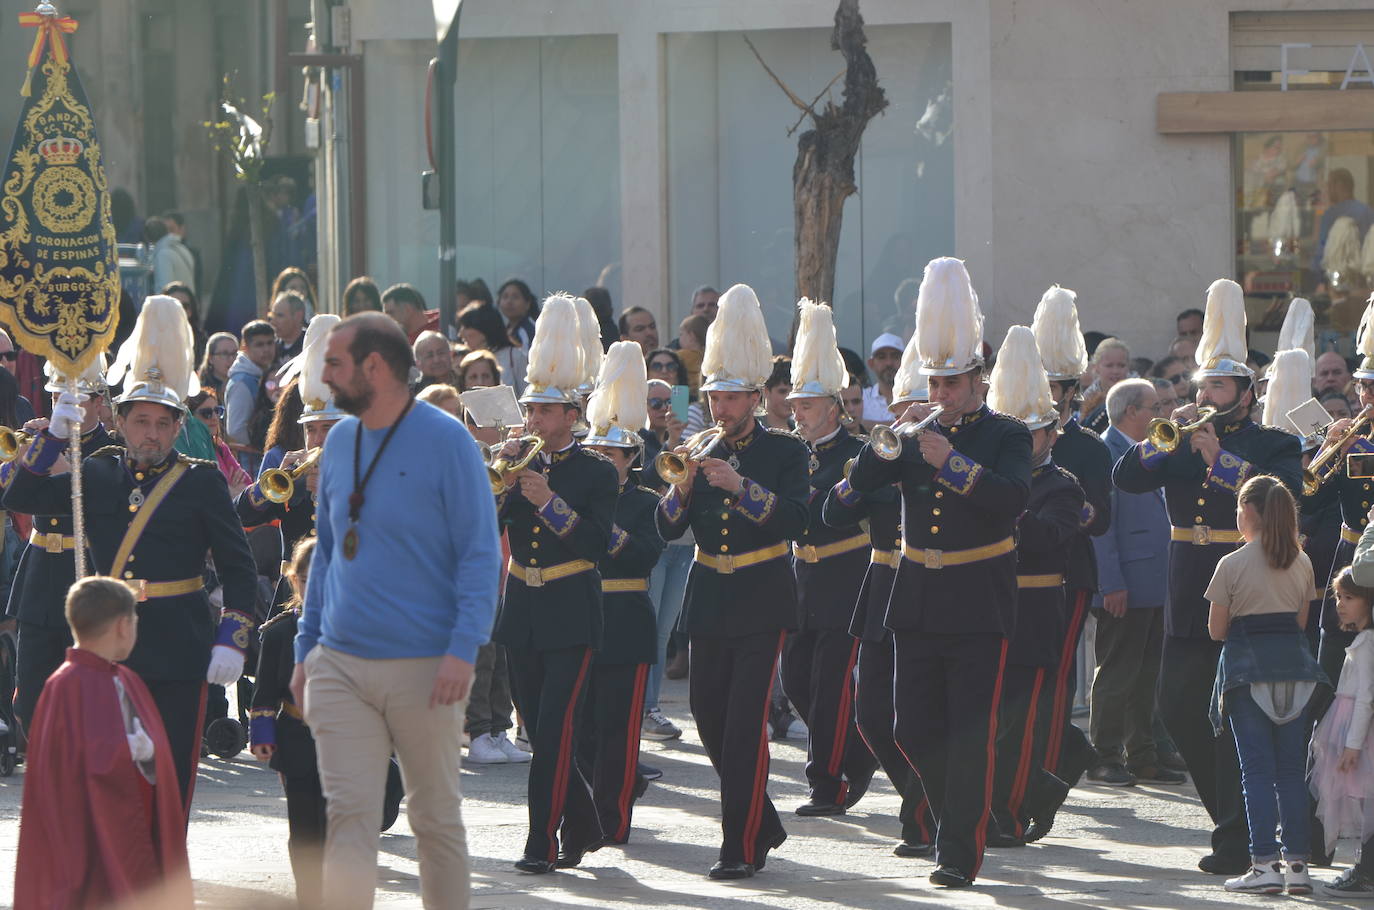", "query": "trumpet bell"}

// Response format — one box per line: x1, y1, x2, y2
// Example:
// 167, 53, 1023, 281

870, 425, 903, 461
1145, 406, 1217, 454
260, 469, 295, 504
0, 427, 30, 462
488, 435, 546, 493
655, 451, 690, 486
